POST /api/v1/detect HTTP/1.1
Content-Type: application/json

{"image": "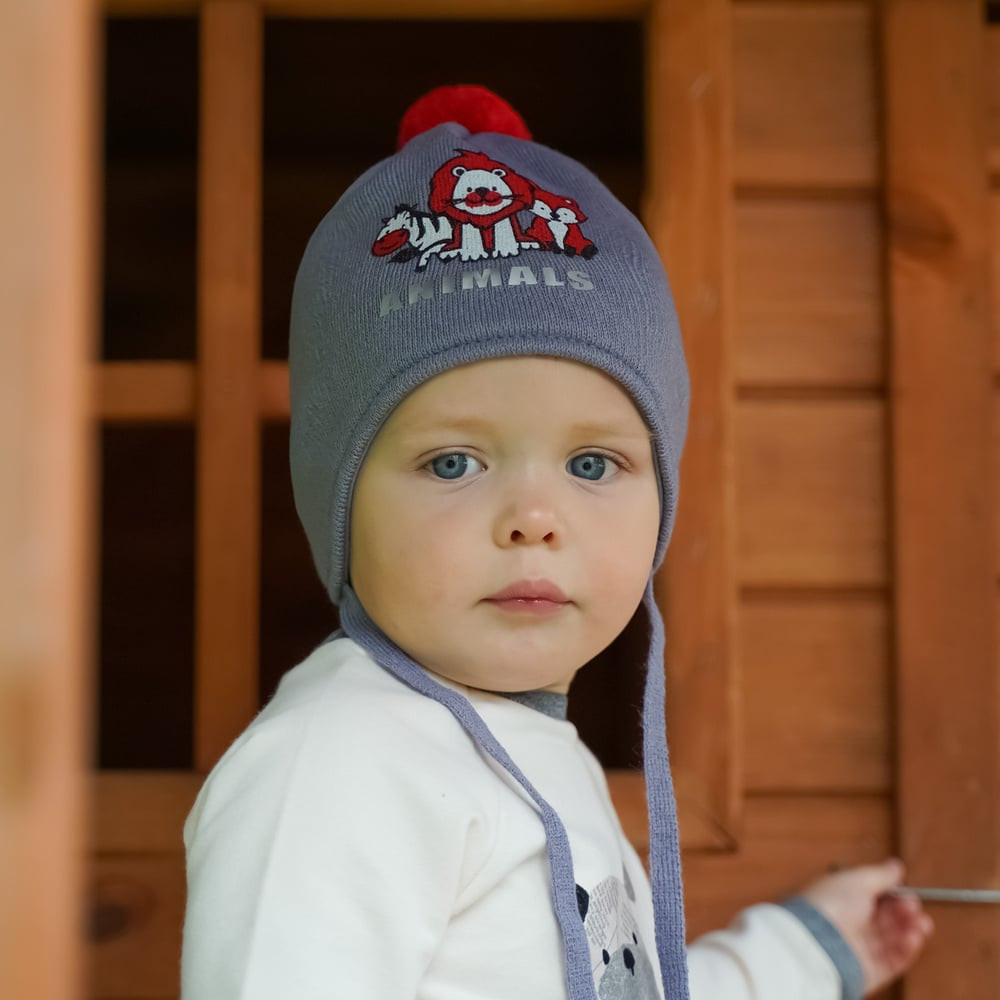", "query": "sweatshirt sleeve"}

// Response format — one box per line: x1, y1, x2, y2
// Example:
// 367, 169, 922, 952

180, 666, 489, 1000
687, 902, 849, 1000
